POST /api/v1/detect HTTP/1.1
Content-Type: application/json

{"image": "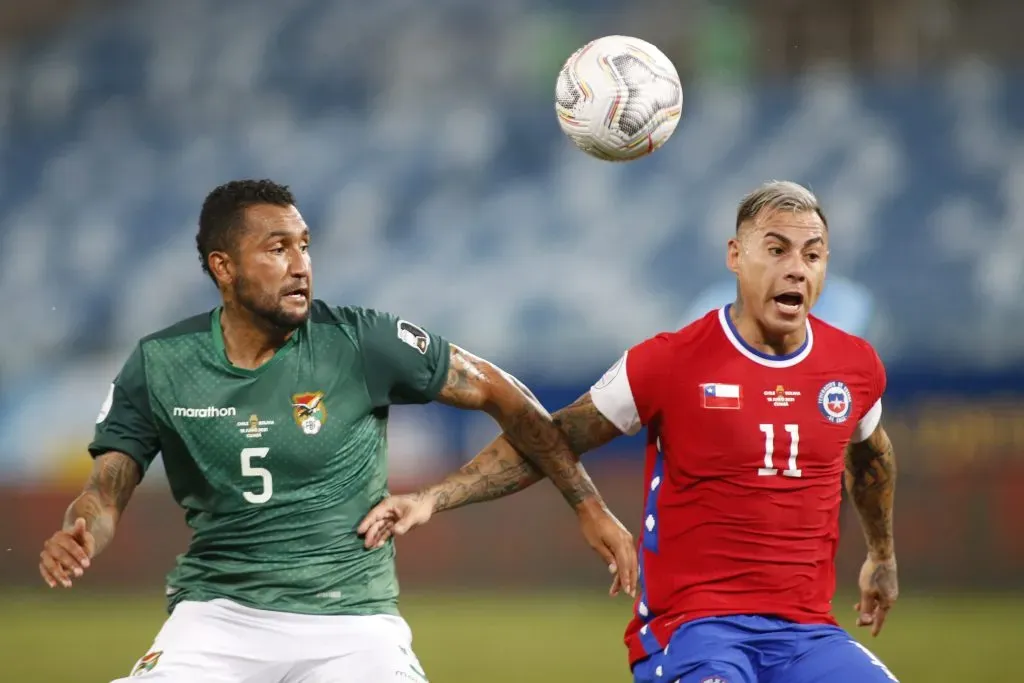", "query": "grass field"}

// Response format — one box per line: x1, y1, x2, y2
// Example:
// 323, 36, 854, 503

3, 590, 1023, 682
